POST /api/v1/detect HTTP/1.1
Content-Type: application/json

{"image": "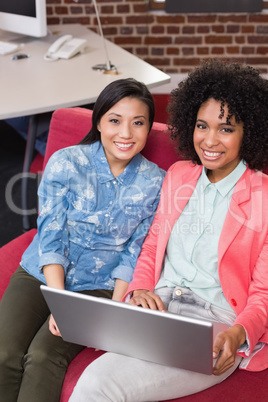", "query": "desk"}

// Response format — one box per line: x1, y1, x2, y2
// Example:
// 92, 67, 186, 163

0, 24, 170, 118
0, 24, 170, 230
